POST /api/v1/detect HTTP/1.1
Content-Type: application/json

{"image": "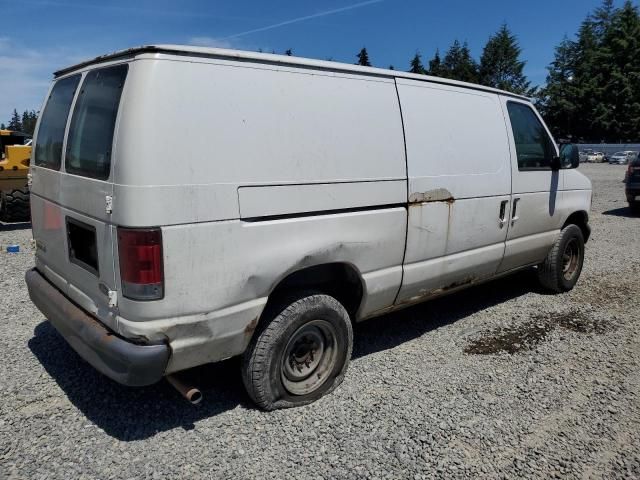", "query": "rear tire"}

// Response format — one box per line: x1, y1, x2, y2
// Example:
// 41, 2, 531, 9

0, 187, 30, 222
537, 224, 585, 293
630, 202, 640, 214
241, 293, 353, 410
